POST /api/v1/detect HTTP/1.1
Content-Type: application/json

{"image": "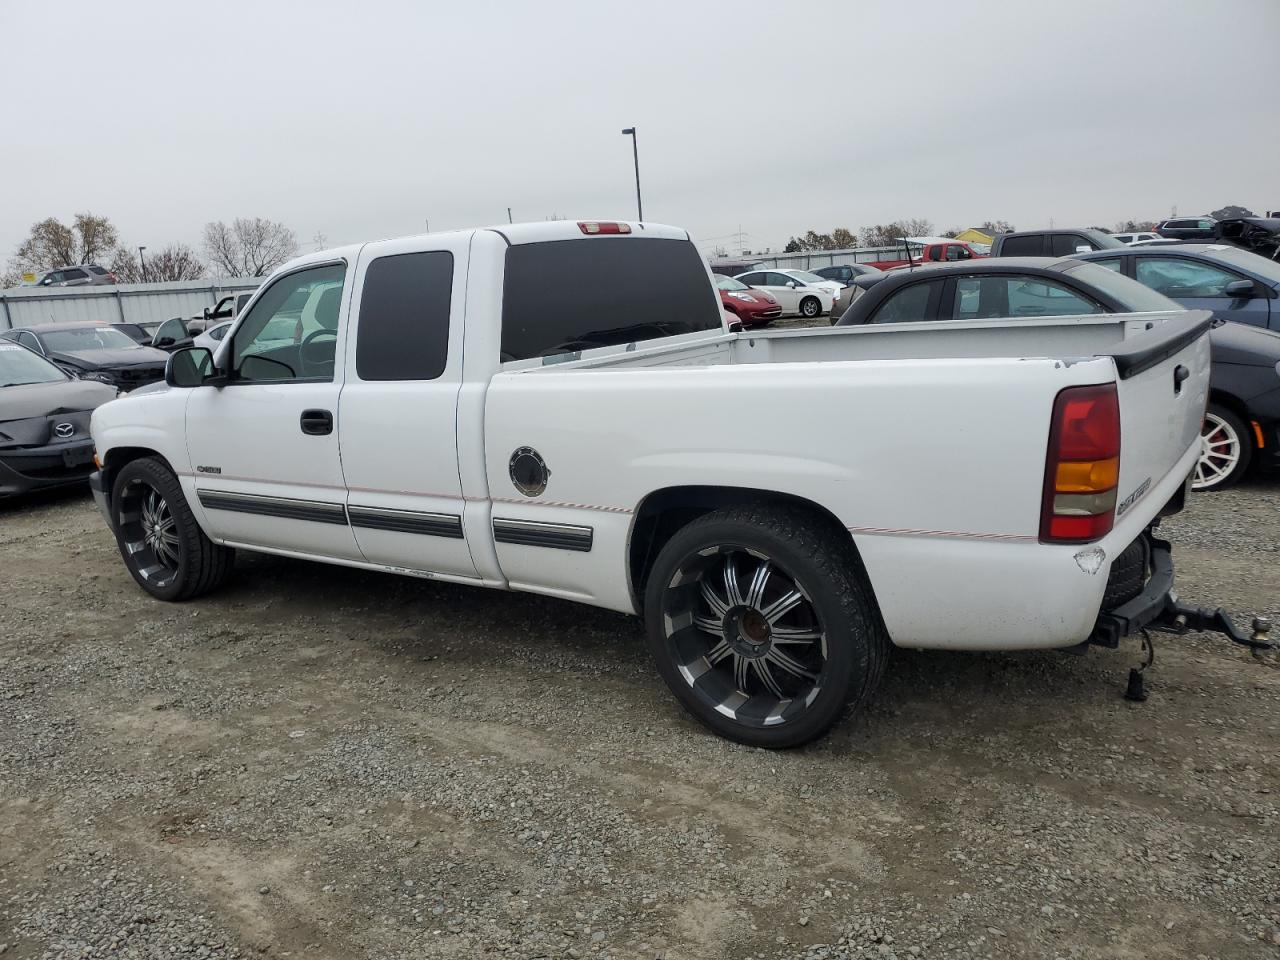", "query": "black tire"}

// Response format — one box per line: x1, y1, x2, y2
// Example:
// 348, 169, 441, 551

110, 457, 234, 601
799, 296, 821, 319
643, 504, 889, 748
1194, 403, 1252, 492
